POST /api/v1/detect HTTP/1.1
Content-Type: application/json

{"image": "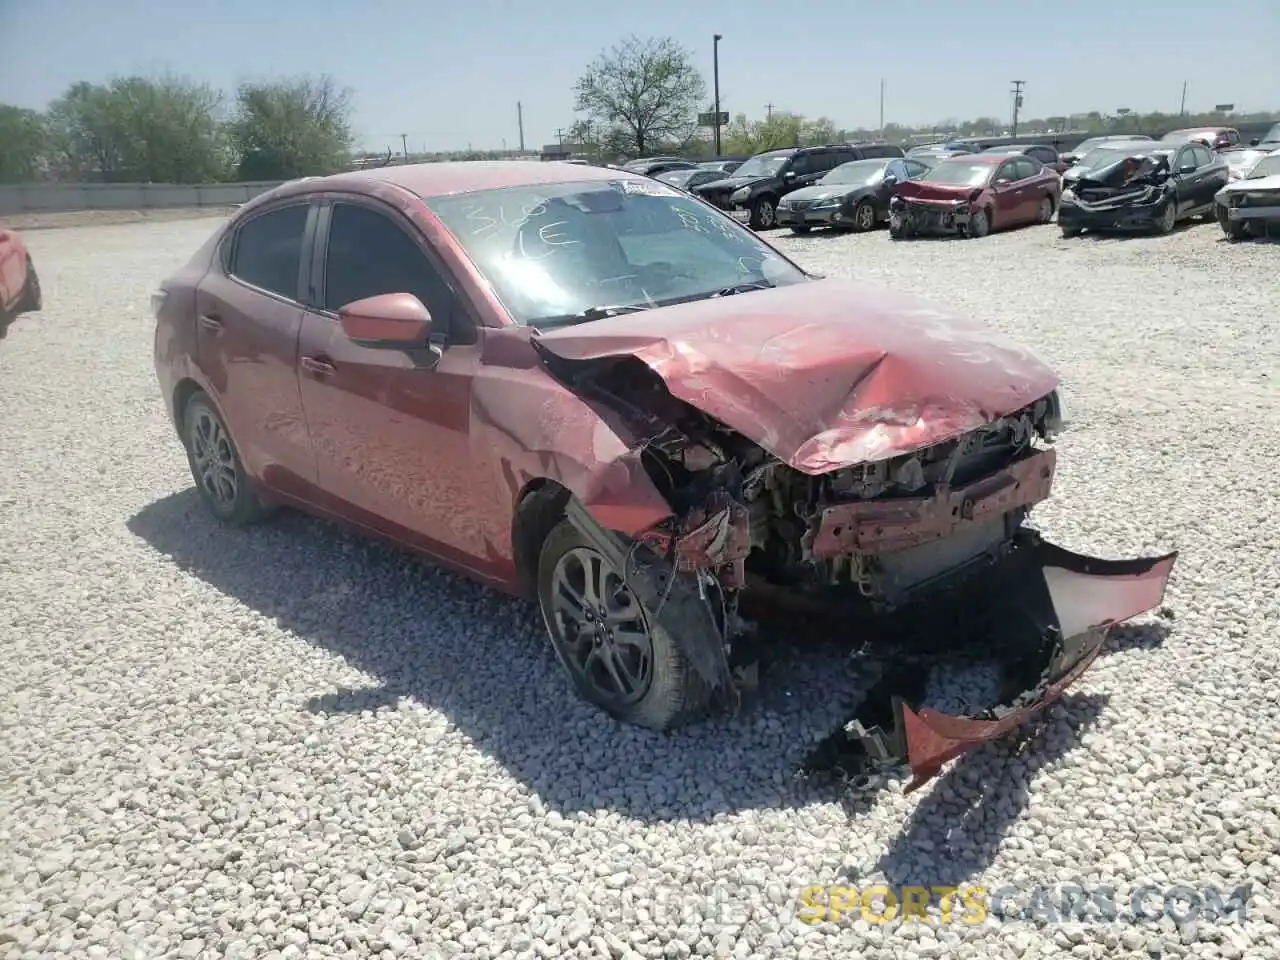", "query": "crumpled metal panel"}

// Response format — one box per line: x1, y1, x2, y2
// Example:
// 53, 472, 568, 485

533, 278, 1059, 475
